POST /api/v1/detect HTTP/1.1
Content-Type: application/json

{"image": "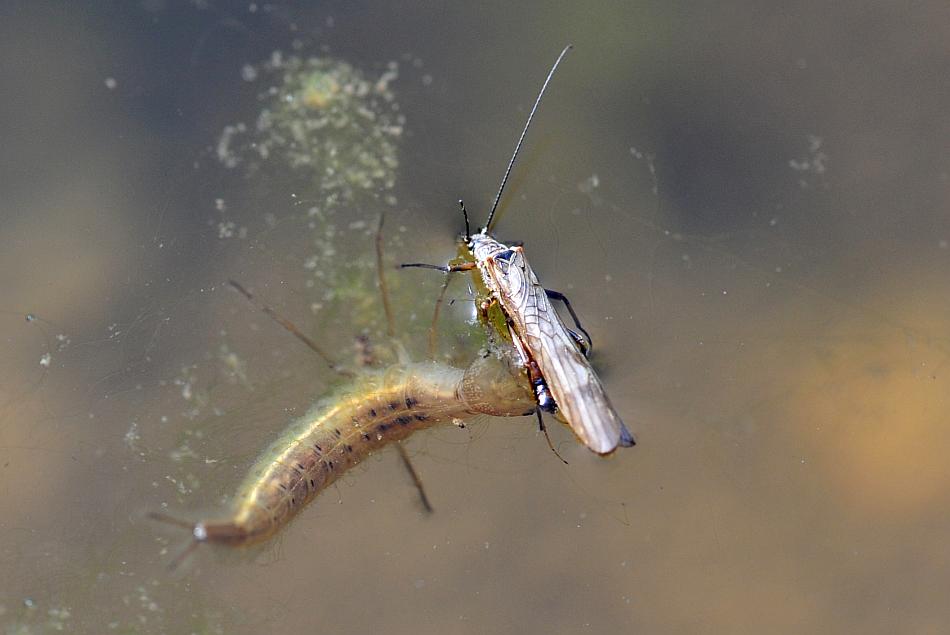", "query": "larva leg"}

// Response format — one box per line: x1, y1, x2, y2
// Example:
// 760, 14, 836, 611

375, 212, 396, 338
227, 279, 354, 378
395, 444, 434, 513
373, 211, 434, 513
426, 275, 452, 360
